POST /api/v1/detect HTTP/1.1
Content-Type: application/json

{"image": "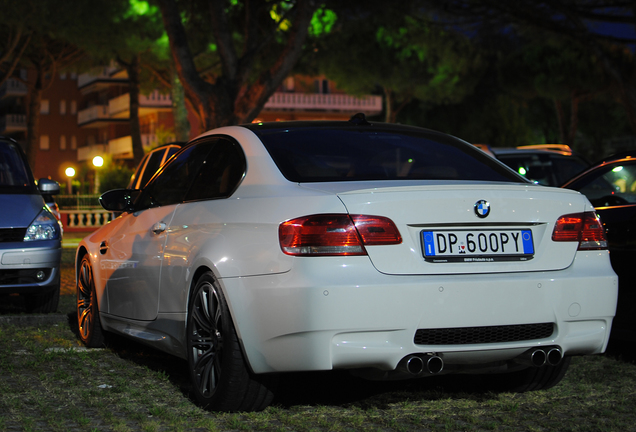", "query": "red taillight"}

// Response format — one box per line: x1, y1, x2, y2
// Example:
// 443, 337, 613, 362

279, 214, 402, 256
552, 212, 608, 250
